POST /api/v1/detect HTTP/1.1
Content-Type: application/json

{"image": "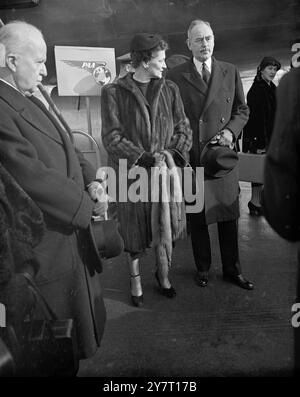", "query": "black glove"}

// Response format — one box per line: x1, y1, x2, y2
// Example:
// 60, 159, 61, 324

168, 149, 188, 167
136, 152, 156, 167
